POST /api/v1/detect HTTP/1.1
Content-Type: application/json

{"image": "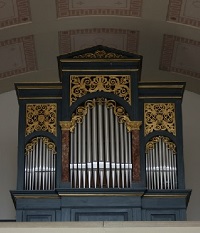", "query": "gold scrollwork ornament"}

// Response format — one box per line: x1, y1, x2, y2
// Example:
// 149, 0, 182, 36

144, 103, 176, 136
70, 75, 131, 105
73, 50, 126, 59
26, 103, 57, 136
